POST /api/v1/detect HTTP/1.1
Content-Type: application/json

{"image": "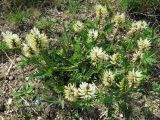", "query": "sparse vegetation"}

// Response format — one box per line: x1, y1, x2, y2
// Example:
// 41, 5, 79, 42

6, 9, 30, 25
